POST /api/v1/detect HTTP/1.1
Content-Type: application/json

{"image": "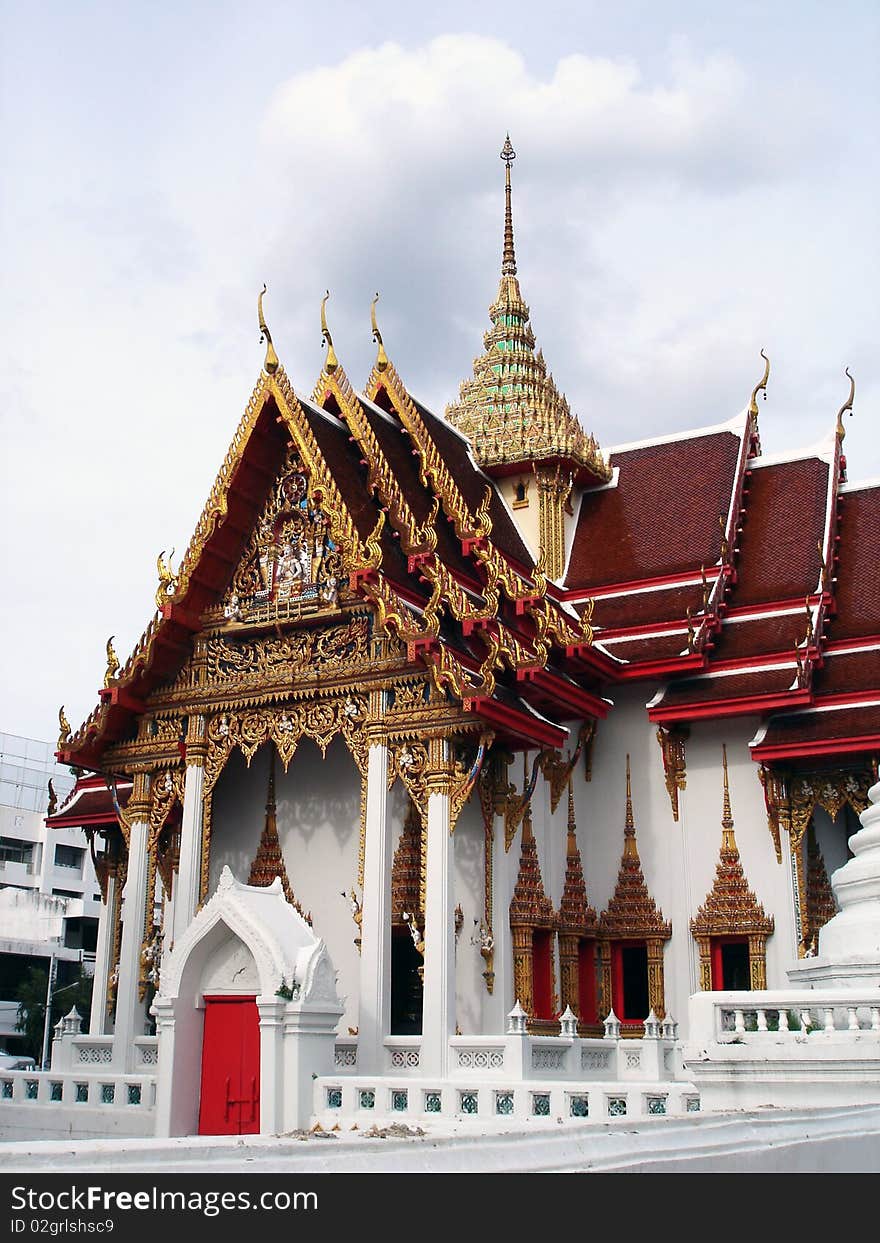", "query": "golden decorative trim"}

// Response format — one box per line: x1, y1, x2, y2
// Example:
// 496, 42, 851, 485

805, 823, 837, 954
656, 725, 688, 822
836, 366, 855, 441
57, 706, 71, 751
103, 636, 120, 688
599, 756, 672, 942
248, 747, 309, 920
